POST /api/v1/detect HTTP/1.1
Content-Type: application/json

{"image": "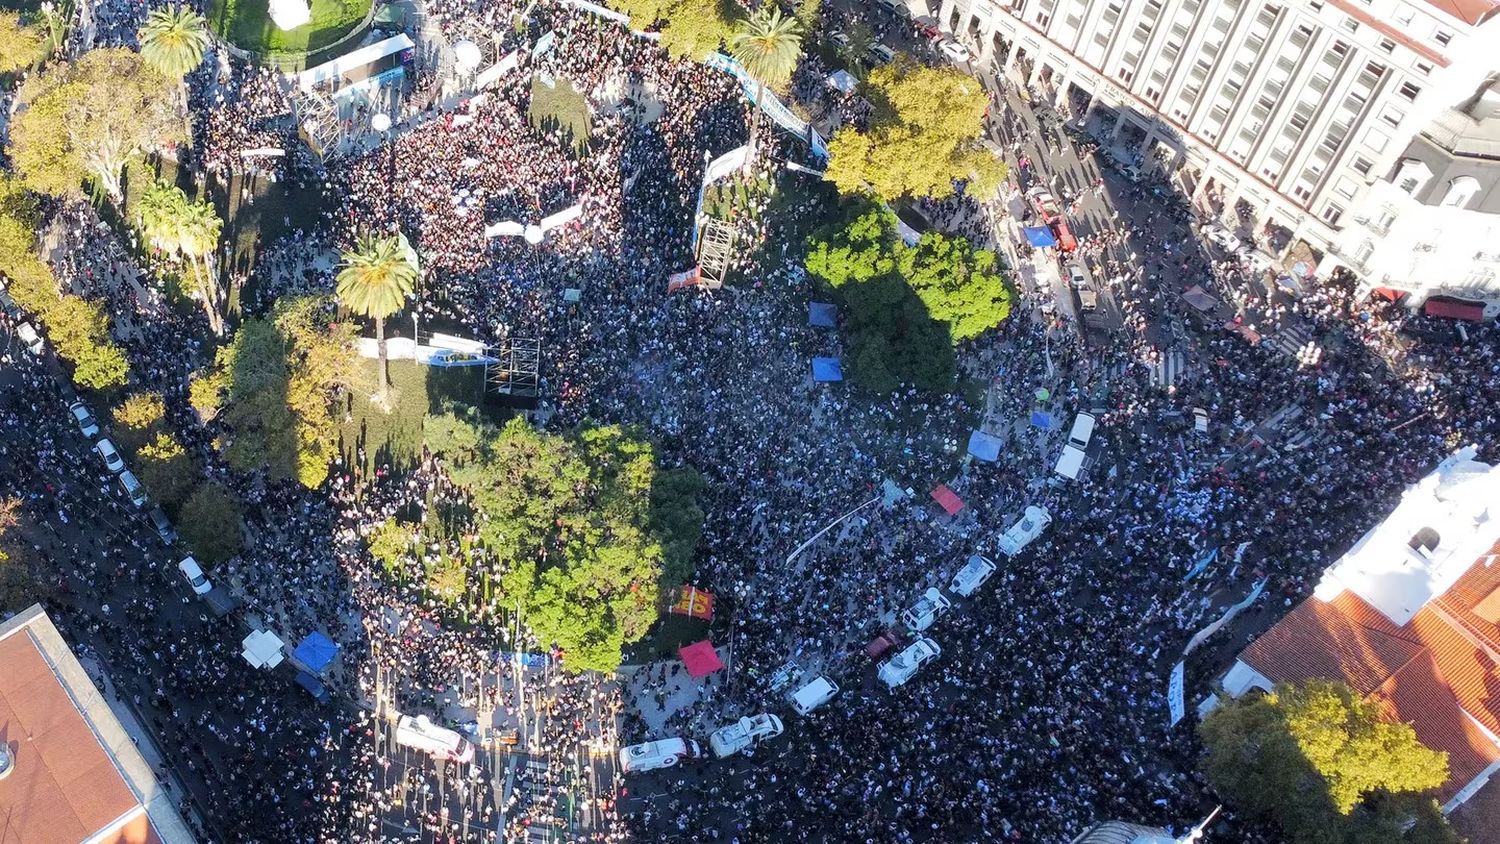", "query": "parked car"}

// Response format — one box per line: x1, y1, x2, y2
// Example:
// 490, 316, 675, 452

867, 629, 901, 660
177, 556, 212, 595
949, 554, 997, 597
900, 587, 952, 632
830, 29, 850, 48
1068, 265, 1088, 289
94, 438, 125, 474
938, 39, 970, 63
708, 714, 784, 758
395, 714, 475, 762
911, 15, 941, 37
117, 470, 148, 508
147, 506, 177, 544
996, 506, 1052, 556
619, 738, 701, 772
878, 637, 941, 689
0, 287, 22, 320
1203, 225, 1241, 252
69, 401, 99, 437
790, 676, 839, 715
867, 43, 895, 64
16, 322, 44, 355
